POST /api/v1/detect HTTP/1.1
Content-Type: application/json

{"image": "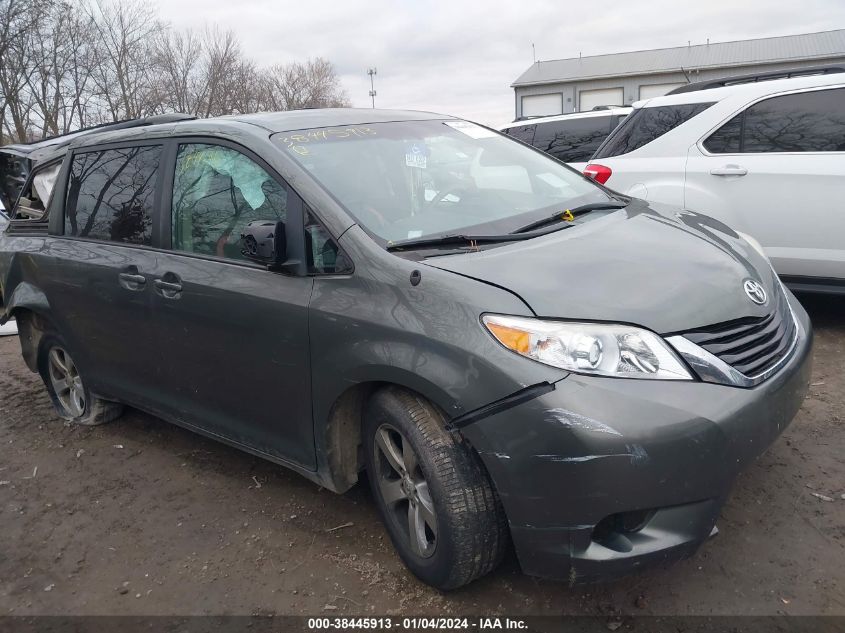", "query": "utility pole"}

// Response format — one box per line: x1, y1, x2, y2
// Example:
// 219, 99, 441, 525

367, 67, 377, 108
